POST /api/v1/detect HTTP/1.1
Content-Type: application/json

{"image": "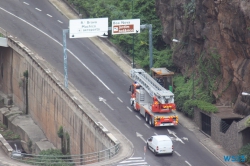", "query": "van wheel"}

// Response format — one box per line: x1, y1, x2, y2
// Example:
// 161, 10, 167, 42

154, 150, 158, 156
145, 114, 149, 123
147, 143, 149, 149
149, 117, 154, 127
